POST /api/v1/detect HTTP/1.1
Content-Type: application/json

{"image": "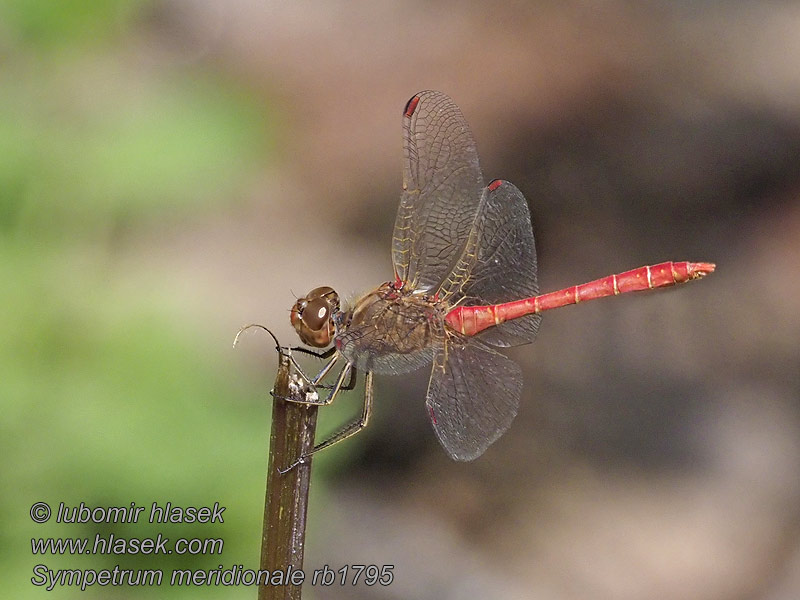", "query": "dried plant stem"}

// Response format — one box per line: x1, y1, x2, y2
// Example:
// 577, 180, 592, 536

257, 339, 318, 600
